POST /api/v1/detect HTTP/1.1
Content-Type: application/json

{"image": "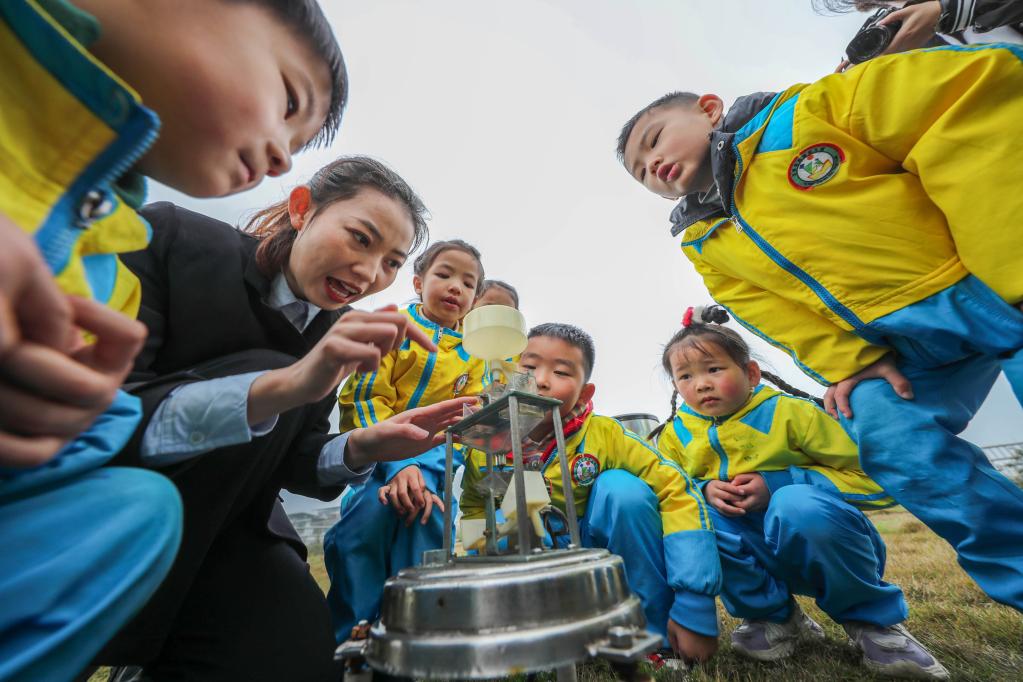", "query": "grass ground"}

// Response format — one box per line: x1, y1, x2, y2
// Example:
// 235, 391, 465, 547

93, 509, 1021, 681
